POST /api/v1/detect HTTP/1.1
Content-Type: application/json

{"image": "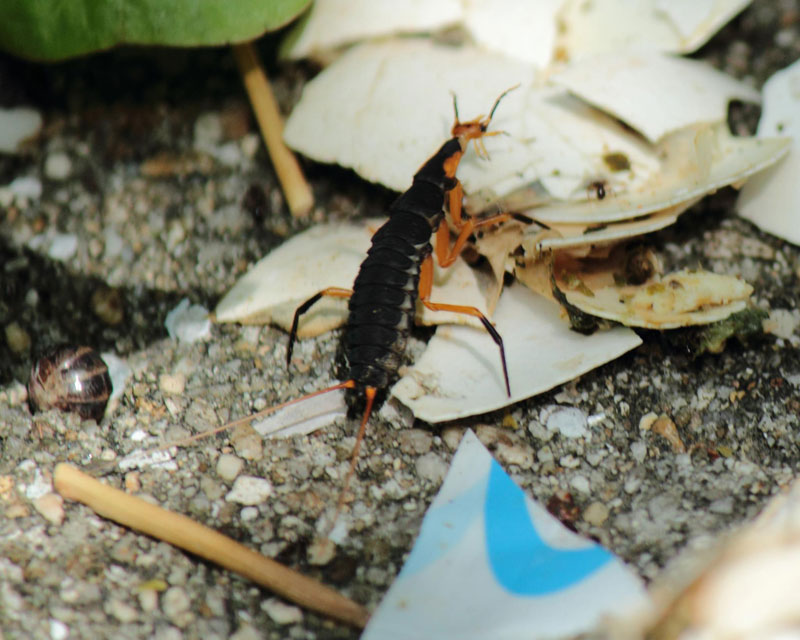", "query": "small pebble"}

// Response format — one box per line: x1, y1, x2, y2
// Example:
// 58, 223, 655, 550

495, 442, 534, 469
225, 476, 273, 505
33, 493, 65, 525
9, 175, 42, 199
307, 537, 336, 566
414, 452, 447, 484
441, 427, 465, 451
261, 598, 303, 625
164, 299, 211, 343
106, 598, 138, 623
229, 624, 263, 640
240, 506, 259, 521
216, 453, 244, 482
138, 589, 158, 613
5, 322, 31, 354
47, 233, 78, 261
49, 619, 69, 640
91, 286, 124, 325
631, 441, 648, 463
583, 501, 610, 526
570, 475, 591, 494
161, 586, 193, 628
397, 429, 433, 455
194, 112, 223, 148
652, 415, 686, 453
44, 151, 72, 180
159, 373, 186, 395
544, 406, 589, 439
231, 424, 263, 461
